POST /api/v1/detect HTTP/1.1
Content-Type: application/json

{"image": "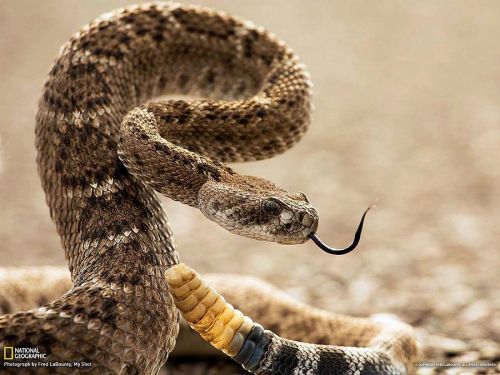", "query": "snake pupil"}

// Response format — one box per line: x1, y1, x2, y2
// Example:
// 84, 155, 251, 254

264, 199, 282, 216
